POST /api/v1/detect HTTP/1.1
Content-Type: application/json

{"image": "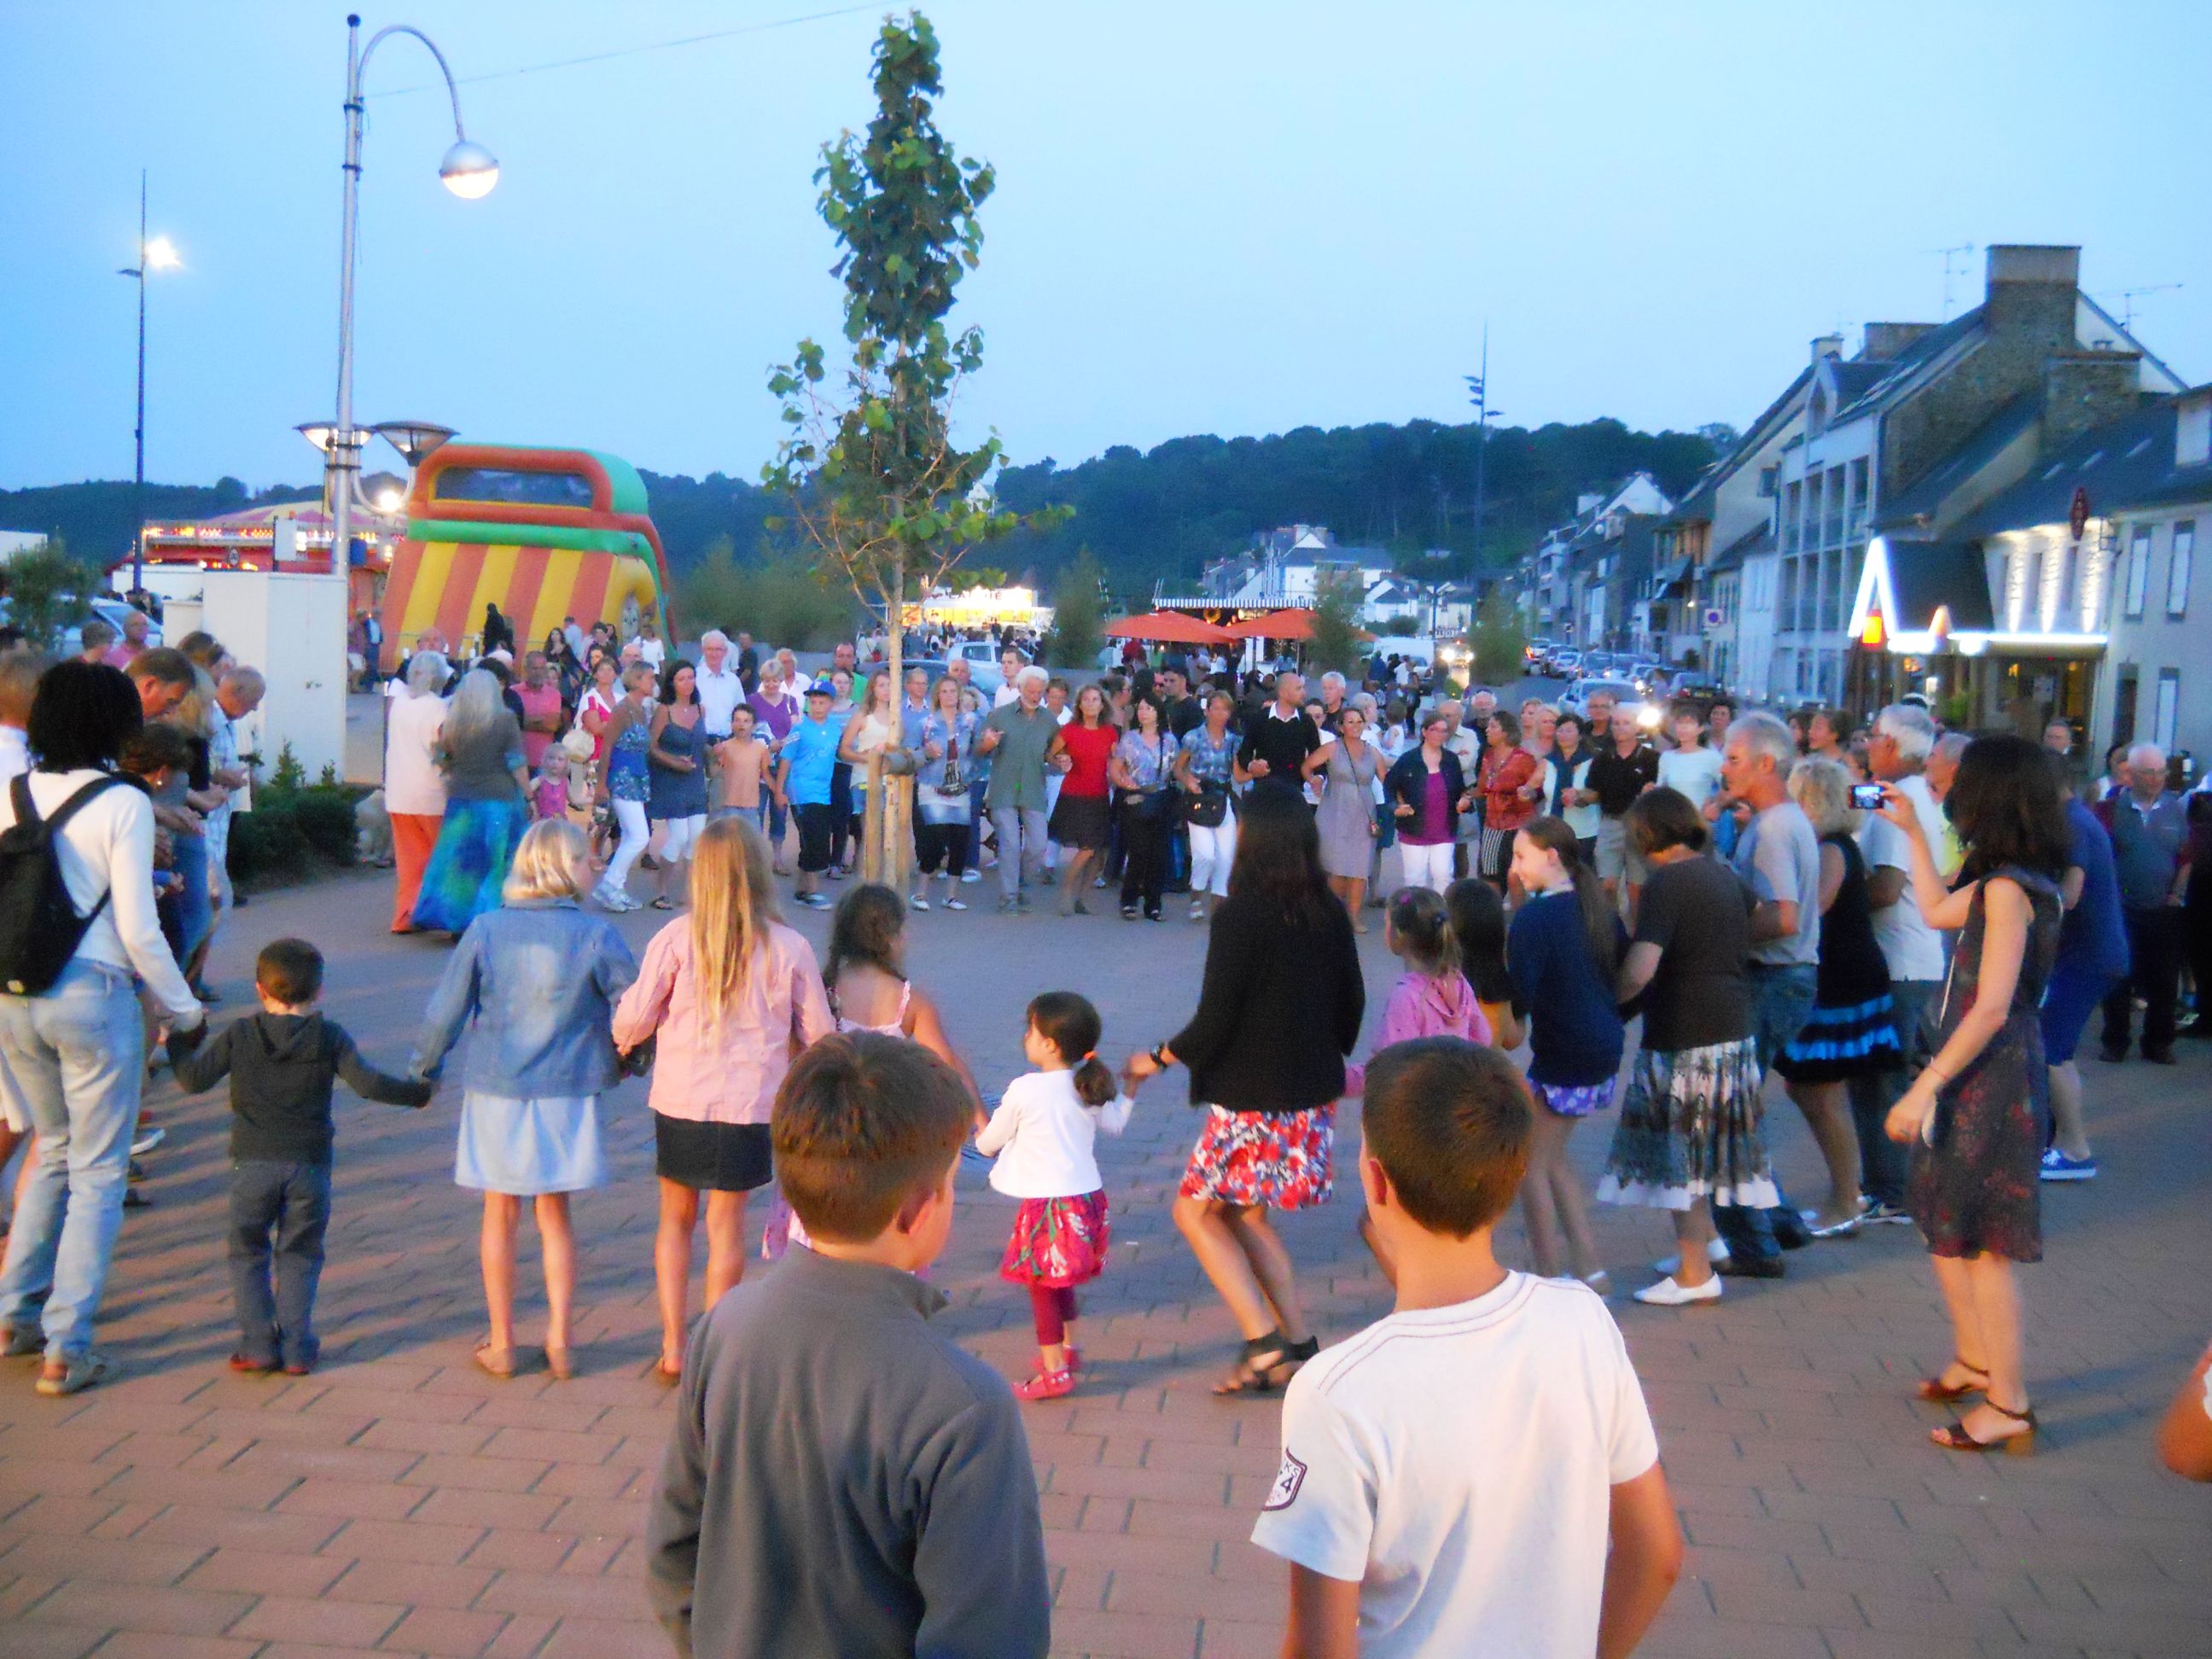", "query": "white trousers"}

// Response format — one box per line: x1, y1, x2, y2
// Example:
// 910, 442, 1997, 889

1187, 817, 1238, 898
604, 798, 651, 891
1398, 840, 1454, 894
